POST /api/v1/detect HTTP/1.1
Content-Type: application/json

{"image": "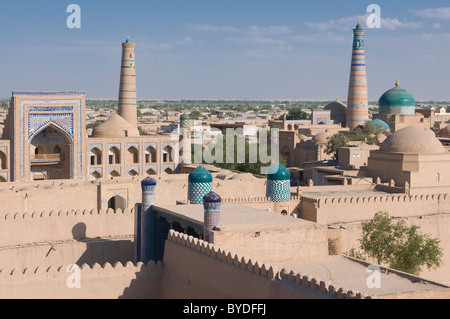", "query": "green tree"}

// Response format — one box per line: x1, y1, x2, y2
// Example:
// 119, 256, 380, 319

359, 211, 443, 275
86, 120, 103, 130
189, 110, 202, 120
278, 108, 309, 120
324, 132, 348, 160
196, 131, 286, 175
